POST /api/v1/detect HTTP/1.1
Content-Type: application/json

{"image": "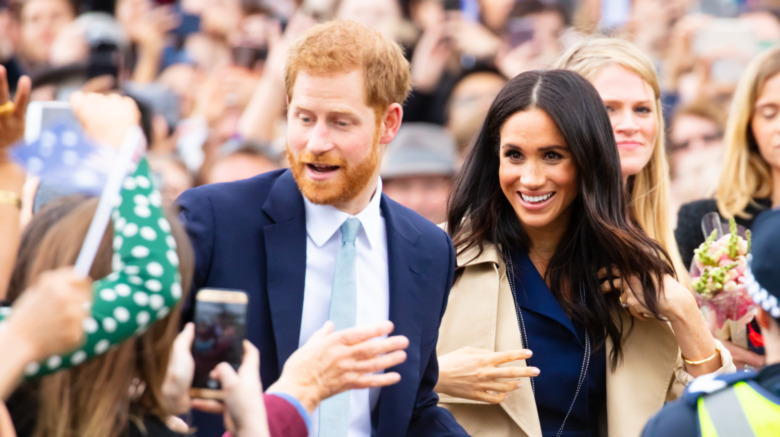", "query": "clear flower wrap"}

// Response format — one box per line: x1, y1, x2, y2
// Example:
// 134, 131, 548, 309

690, 213, 756, 329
